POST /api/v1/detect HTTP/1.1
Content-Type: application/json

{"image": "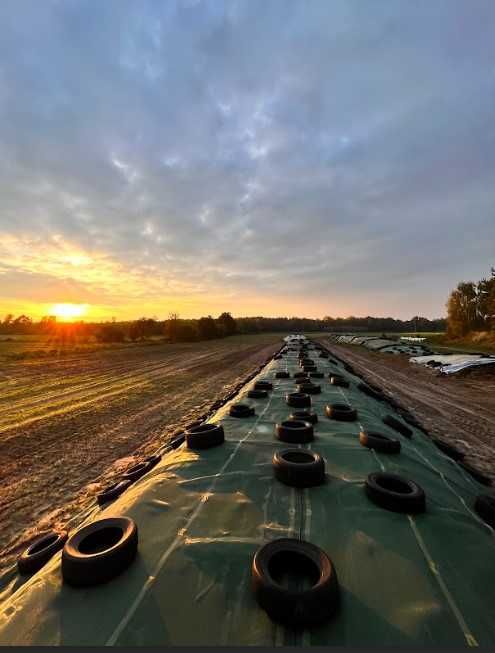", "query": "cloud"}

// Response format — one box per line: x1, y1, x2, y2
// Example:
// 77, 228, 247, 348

0, 0, 494, 319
